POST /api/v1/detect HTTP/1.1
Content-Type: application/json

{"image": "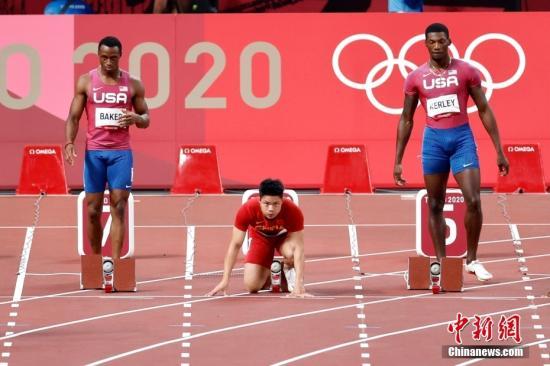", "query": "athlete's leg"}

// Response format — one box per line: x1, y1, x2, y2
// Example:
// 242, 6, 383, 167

243, 235, 275, 292
243, 263, 270, 292
424, 172, 450, 261
84, 151, 108, 254
278, 237, 296, 268
106, 150, 133, 259
108, 189, 130, 259
86, 193, 104, 254
454, 168, 482, 264
450, 124, 482, 264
